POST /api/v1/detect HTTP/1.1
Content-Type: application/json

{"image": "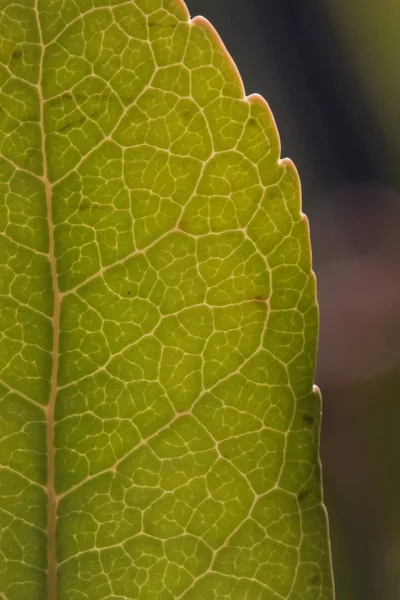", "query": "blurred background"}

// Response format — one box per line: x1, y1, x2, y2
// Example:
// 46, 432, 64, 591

185, 1, 400, 598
